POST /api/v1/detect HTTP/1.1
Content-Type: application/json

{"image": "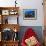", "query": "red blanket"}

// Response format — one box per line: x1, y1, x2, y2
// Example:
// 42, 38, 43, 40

21, 28, 41, 46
